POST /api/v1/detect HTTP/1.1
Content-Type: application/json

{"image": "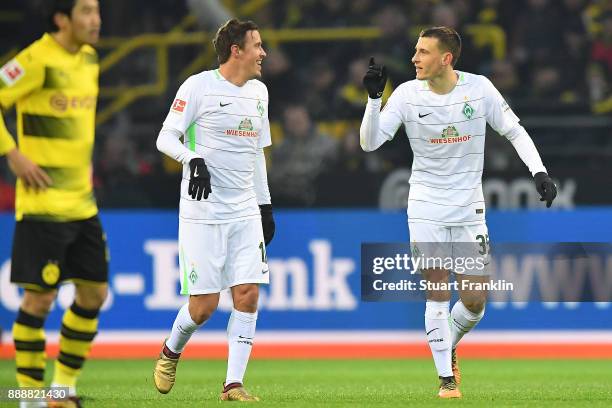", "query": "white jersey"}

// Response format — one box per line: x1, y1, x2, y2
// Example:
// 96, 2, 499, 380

376, 71, 520, 226
163, 69, 271, 224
